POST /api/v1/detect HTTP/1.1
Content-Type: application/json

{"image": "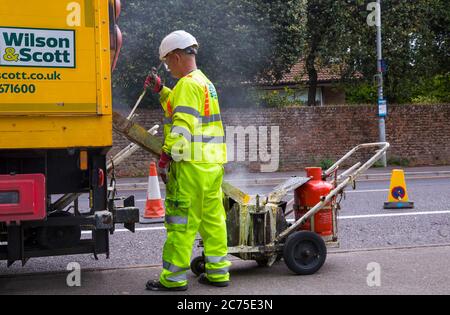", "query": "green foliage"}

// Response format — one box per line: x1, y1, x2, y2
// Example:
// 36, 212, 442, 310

363, 0, 449, 104
260, 90, 283, 108
343, 74, 450, 105
372, 160, 385, 168
411, 74, 450, 104
388, 157, 410, 167
301, 0, 450, 105
344, 82, 378, 104
112, 0, 450, 108
112, 0, 306, 107
259, 87, 304, 108
319, 158, 335, 170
